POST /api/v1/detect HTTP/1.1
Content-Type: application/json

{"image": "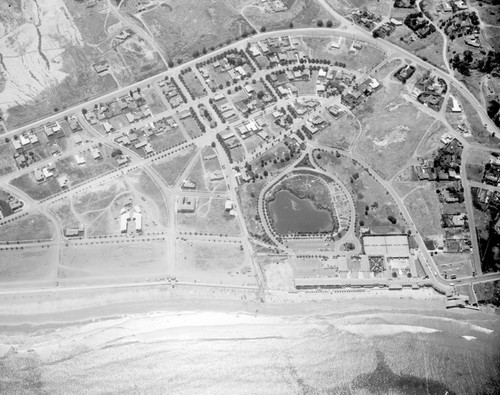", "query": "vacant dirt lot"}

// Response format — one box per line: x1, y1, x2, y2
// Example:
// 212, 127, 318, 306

0, 246, 57, 285
177, 197, 242, 236
404, 185, 443, 240
0, 212, 55, 242
153, 145, 198, 187
354, 84, 434, 180
58, 241, 169, 284
176, 239, 255, 286
142, 1, 252, 64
